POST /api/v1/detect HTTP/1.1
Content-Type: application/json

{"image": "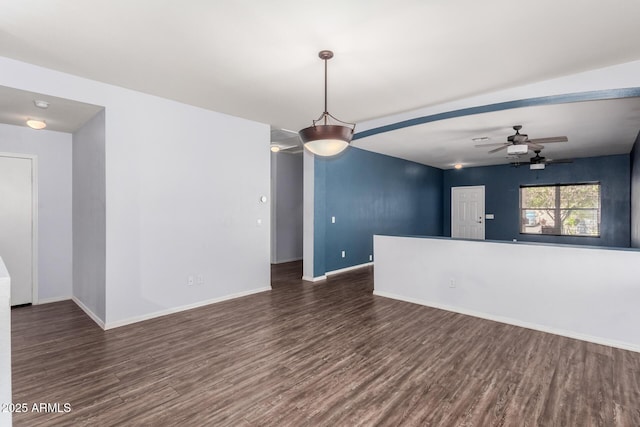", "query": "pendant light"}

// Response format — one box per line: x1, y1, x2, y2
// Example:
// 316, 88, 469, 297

299, 50, 355, 157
